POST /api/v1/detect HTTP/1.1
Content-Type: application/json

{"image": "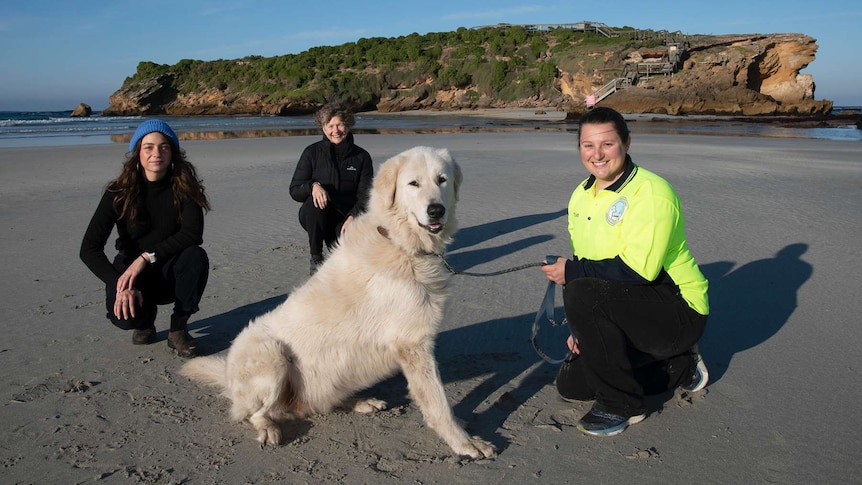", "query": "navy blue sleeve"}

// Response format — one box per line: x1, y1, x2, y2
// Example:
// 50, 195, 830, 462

564, 255, 652, 285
